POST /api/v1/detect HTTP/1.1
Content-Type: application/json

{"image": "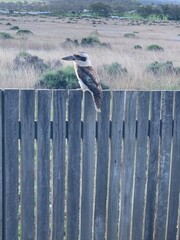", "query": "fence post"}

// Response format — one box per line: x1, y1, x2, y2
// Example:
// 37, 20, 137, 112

66, 90, 82, 240
155, 91, 173, 240
119, 91, 137, 240
167, 91, 180, 239
3, 90, 19, 240
0, 91, 3, 240
132, 91, 150, 240
94, 91, 111, 240
80, 91, 96, 240
145, 91, 161, 240
37, 90, 51, 240
20, 90, 35, 240
107, 91, 125, 240
52, 90, 67, 240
